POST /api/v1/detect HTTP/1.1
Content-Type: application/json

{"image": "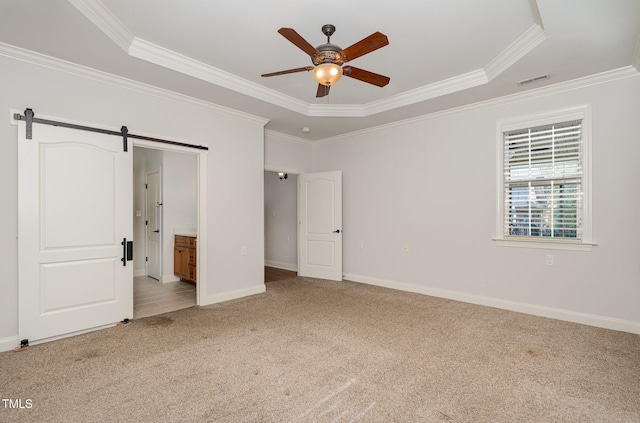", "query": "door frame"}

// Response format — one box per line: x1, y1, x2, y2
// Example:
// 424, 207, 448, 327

145, 167, 162, 280
134, 140, 207, 307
